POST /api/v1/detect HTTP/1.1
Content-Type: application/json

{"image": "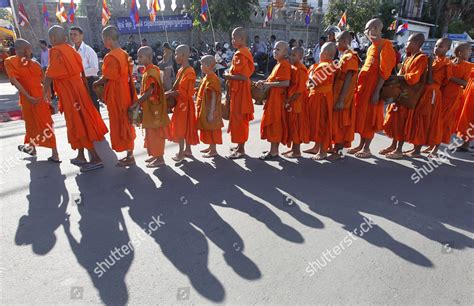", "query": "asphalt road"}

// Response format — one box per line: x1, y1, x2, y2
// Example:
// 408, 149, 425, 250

0, 87, 473, 305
